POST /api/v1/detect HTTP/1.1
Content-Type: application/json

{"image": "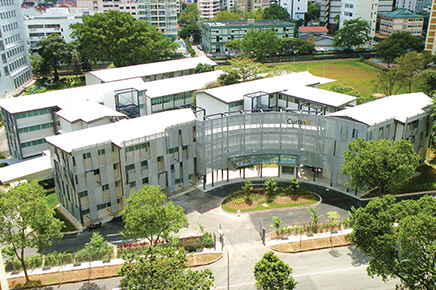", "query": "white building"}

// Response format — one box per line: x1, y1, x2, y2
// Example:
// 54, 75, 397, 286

23, 8, 82, 51
76, 0, 141, 19
279, 0, 308, 20
0, 0, 32, 99
198, 0, 220, 19
395, 0, 432, 13
425, 0, 436, 55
